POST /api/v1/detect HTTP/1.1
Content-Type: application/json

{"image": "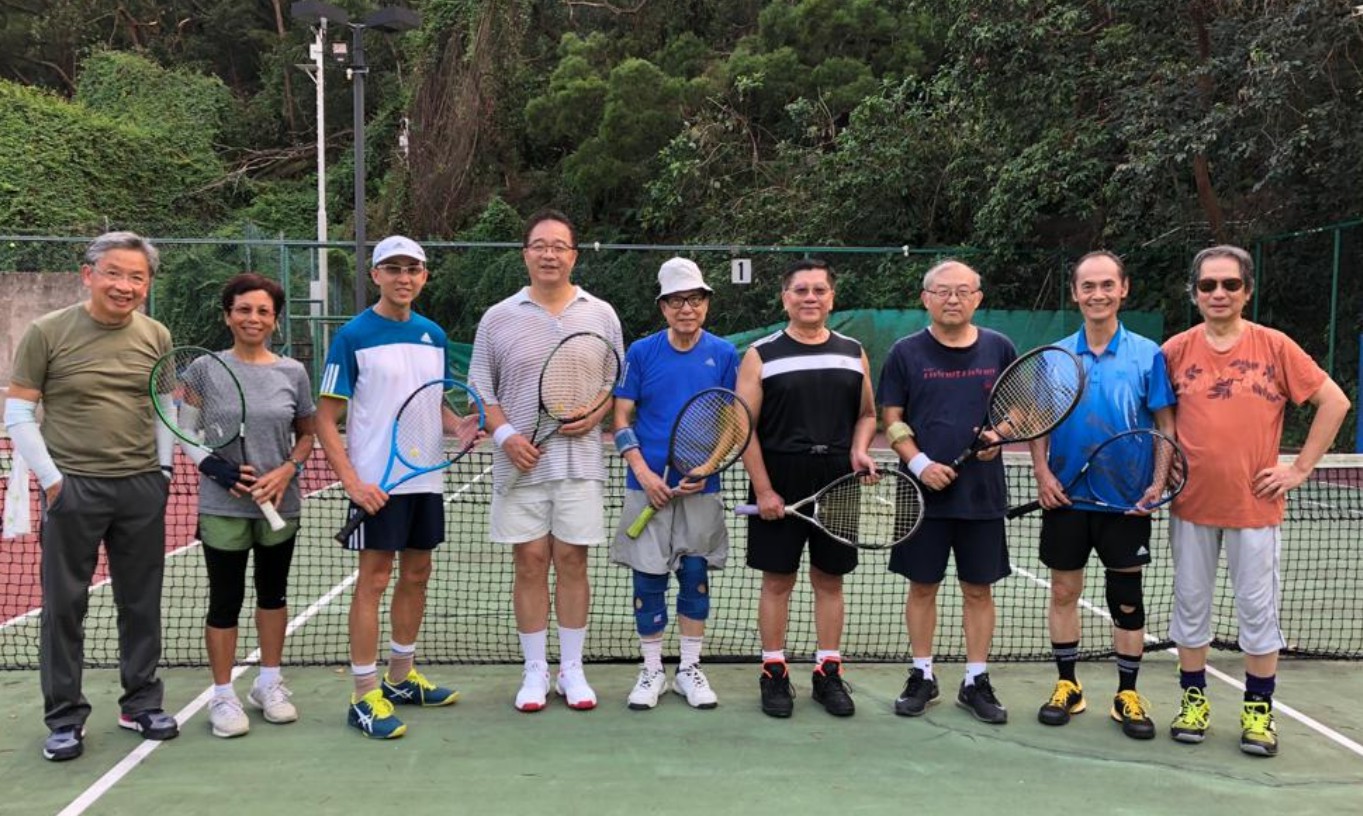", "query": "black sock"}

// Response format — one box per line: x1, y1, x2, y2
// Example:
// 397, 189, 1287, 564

1116, 652, 1142, 693
1052, 641, 1079, 683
